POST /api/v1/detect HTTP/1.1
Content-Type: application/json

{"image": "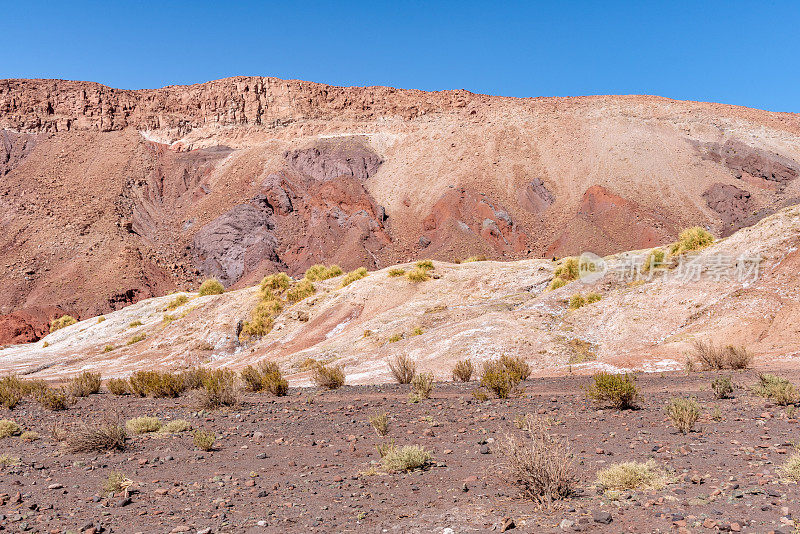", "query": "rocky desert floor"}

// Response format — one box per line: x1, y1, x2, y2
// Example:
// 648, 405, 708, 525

3, 370, 800, 533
